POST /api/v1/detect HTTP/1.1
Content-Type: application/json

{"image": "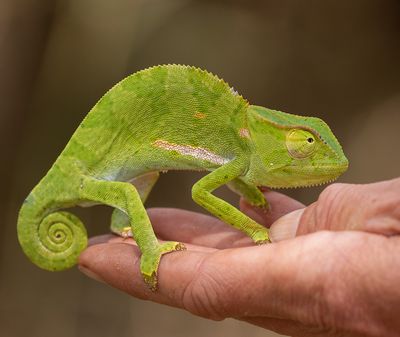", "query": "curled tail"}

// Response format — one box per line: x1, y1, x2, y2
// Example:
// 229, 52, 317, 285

17, 191, 87, 271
